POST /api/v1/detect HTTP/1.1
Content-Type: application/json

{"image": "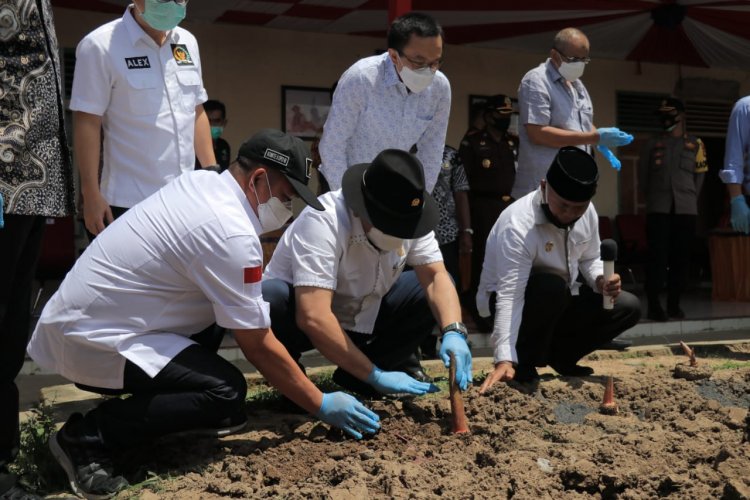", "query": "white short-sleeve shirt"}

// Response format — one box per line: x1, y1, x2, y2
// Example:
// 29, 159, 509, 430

263, 191, 443, 334
27, 171, 269, 389
70, 7, 208, 208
